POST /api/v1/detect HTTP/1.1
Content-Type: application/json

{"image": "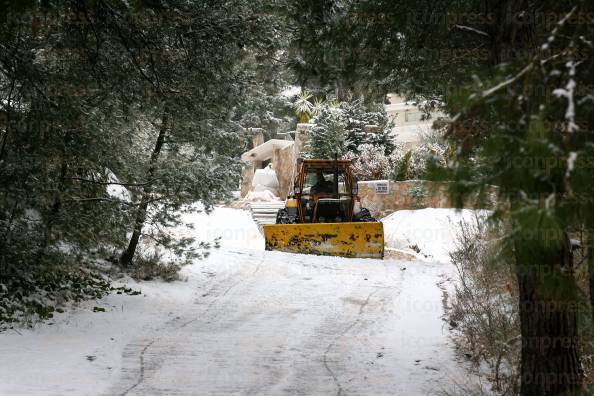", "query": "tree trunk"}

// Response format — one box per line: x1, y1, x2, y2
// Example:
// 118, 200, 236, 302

0, 78, 16, 164
516, 231, 583, 396
588, 244, 594, 322
120, 112, 168, 267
